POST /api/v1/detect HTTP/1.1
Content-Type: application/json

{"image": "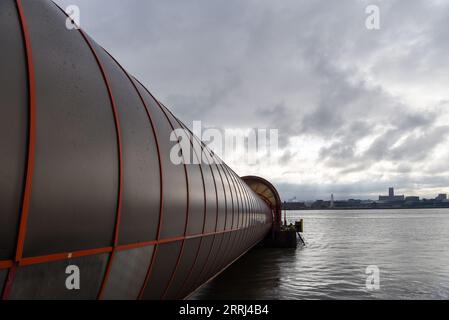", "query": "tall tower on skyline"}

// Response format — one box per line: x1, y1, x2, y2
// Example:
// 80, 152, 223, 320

330, 193, 335, 208
389, 187, 394, 198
